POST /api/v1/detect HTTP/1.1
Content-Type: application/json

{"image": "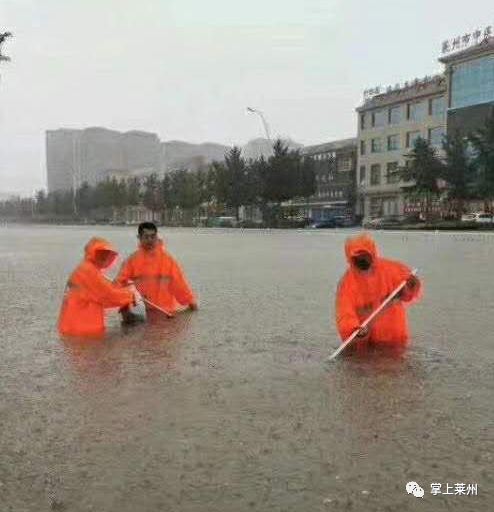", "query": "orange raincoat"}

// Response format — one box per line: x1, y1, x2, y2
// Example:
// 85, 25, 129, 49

336, 233, 421, 346
58, 237, 134, 336
115, 239, 196, 313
